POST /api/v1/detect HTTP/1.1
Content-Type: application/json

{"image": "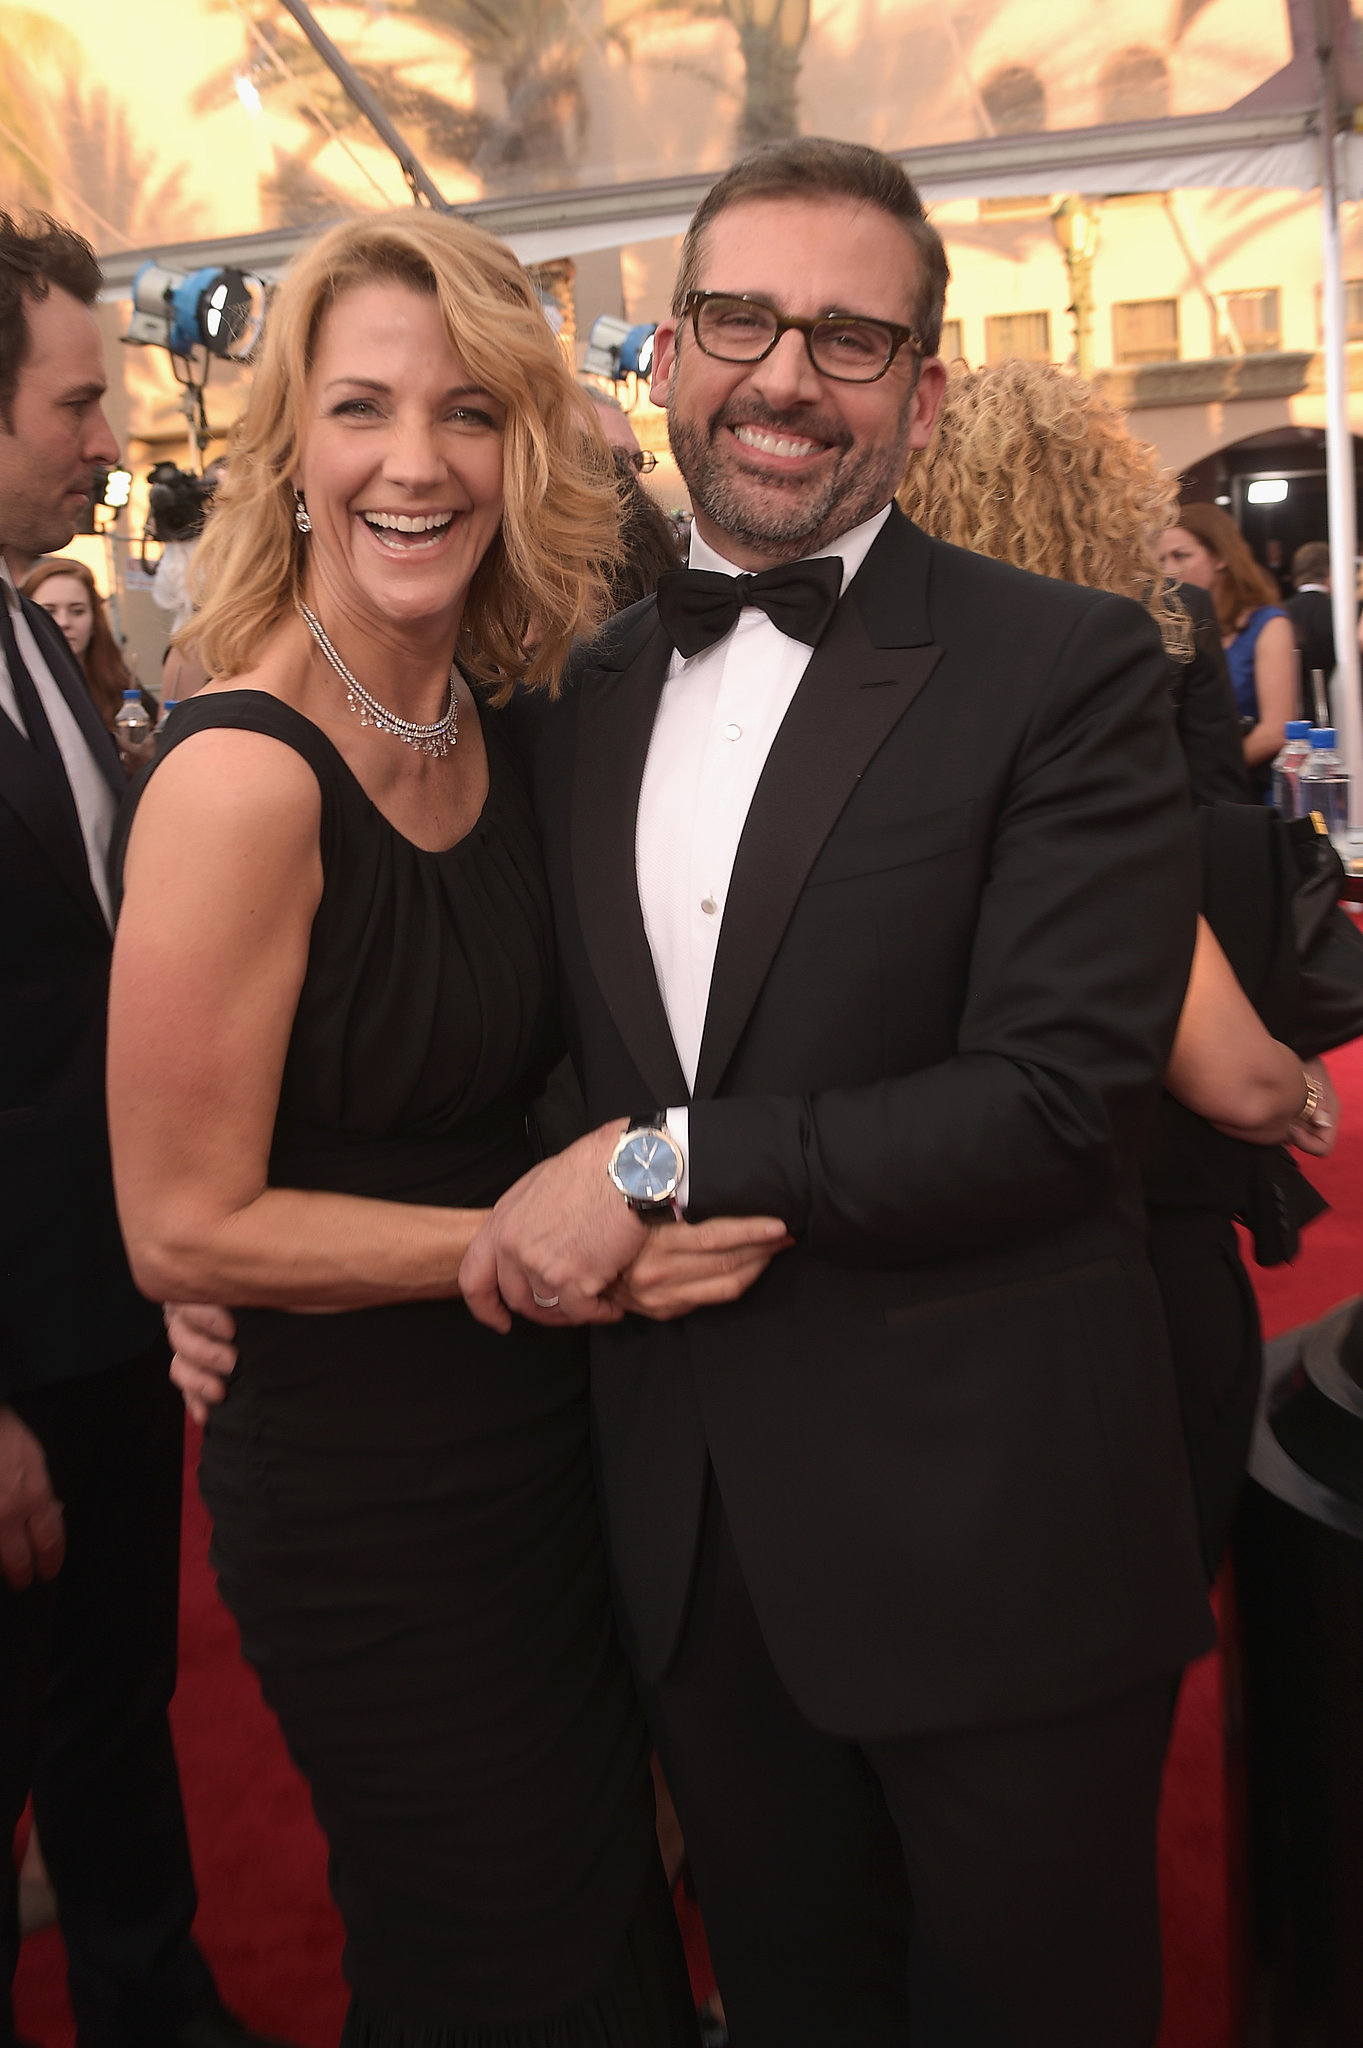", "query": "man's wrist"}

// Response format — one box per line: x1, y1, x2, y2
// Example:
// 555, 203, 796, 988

606, 1112, 686, 1218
